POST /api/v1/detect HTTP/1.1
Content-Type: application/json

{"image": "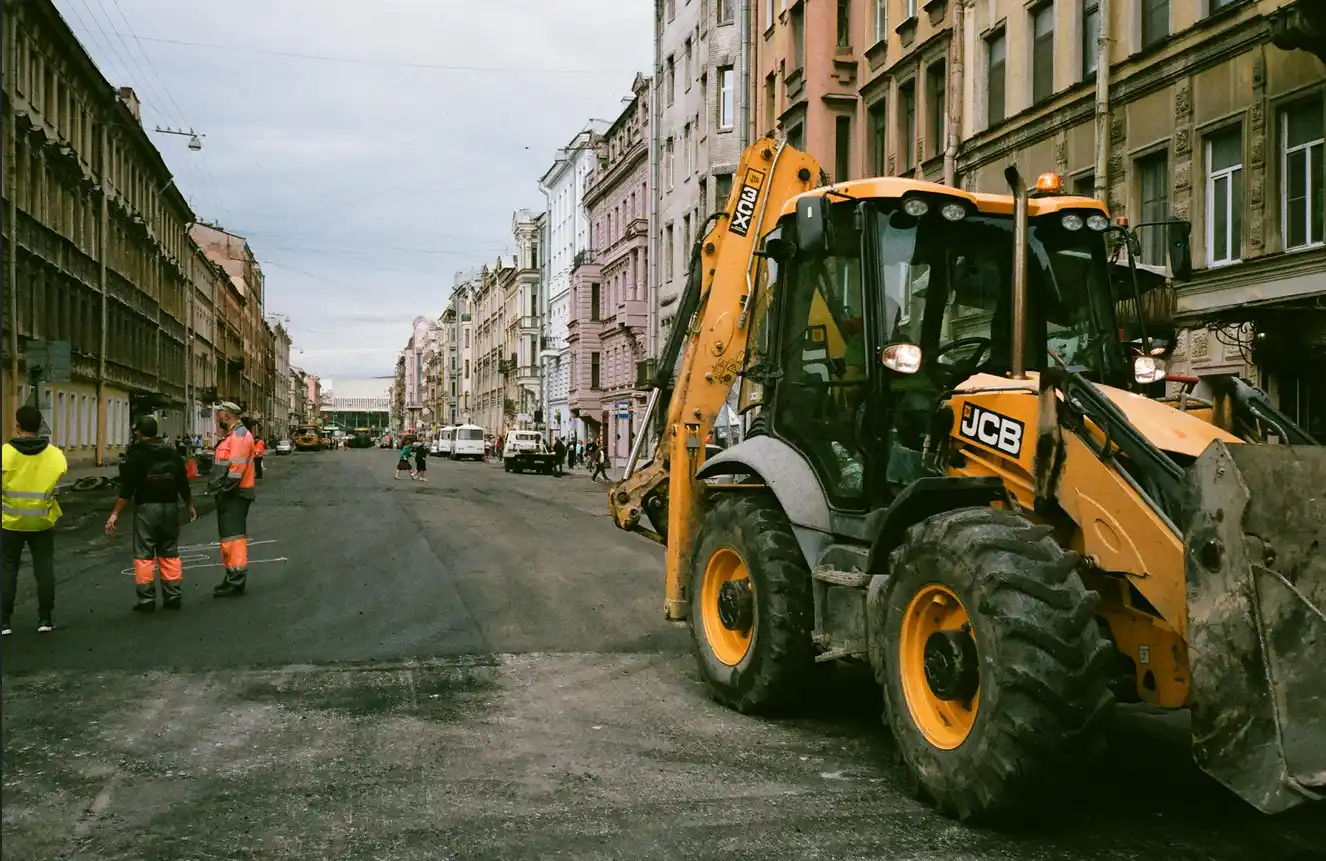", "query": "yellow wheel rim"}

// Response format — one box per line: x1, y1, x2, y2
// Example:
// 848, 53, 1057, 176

700, 547, 755, 666
899, 584, 980, 750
